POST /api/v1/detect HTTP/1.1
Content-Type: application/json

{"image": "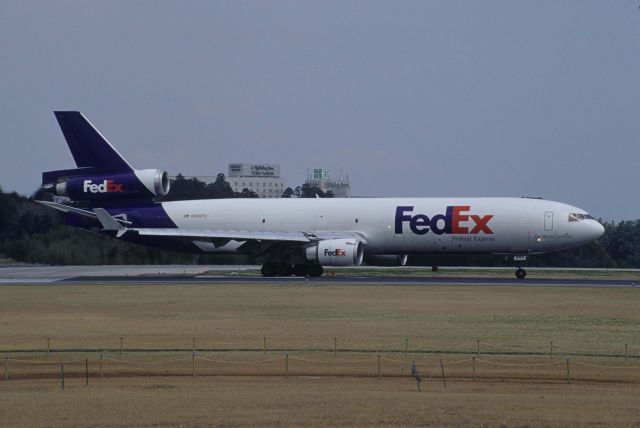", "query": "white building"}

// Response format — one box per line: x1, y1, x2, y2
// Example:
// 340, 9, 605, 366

305, 168, 351, 198
228, 163, 285, 198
